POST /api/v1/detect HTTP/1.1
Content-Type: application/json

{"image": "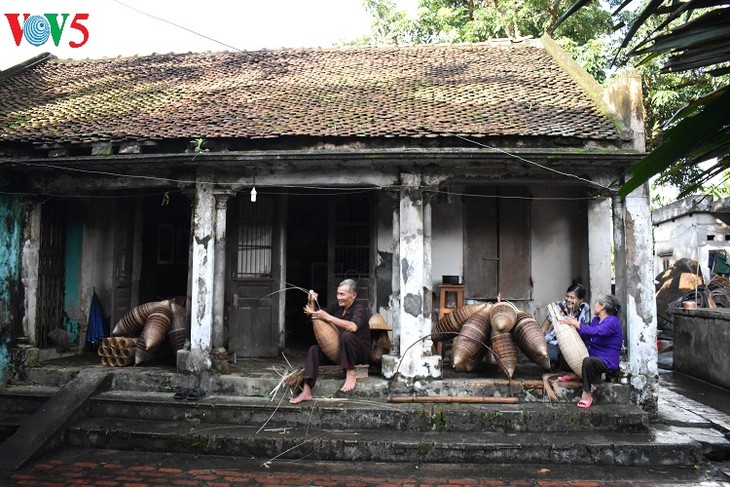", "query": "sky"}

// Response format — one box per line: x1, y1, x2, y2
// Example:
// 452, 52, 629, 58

0, 0, 419, 70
